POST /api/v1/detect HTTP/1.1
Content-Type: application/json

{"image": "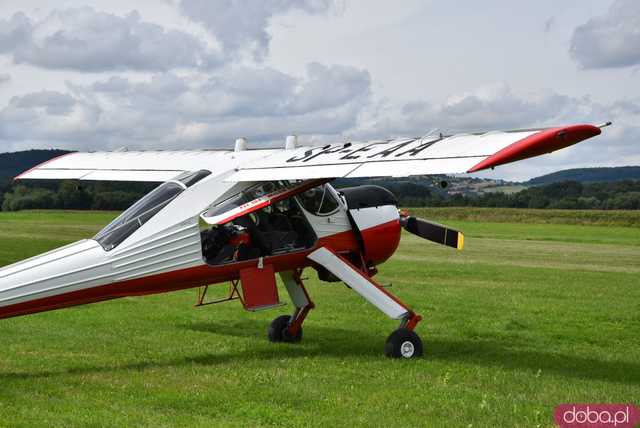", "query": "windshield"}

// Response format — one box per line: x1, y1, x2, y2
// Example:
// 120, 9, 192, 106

174, 170, 211, 187
296, 184, 339, 216
95, 182, 184, 251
